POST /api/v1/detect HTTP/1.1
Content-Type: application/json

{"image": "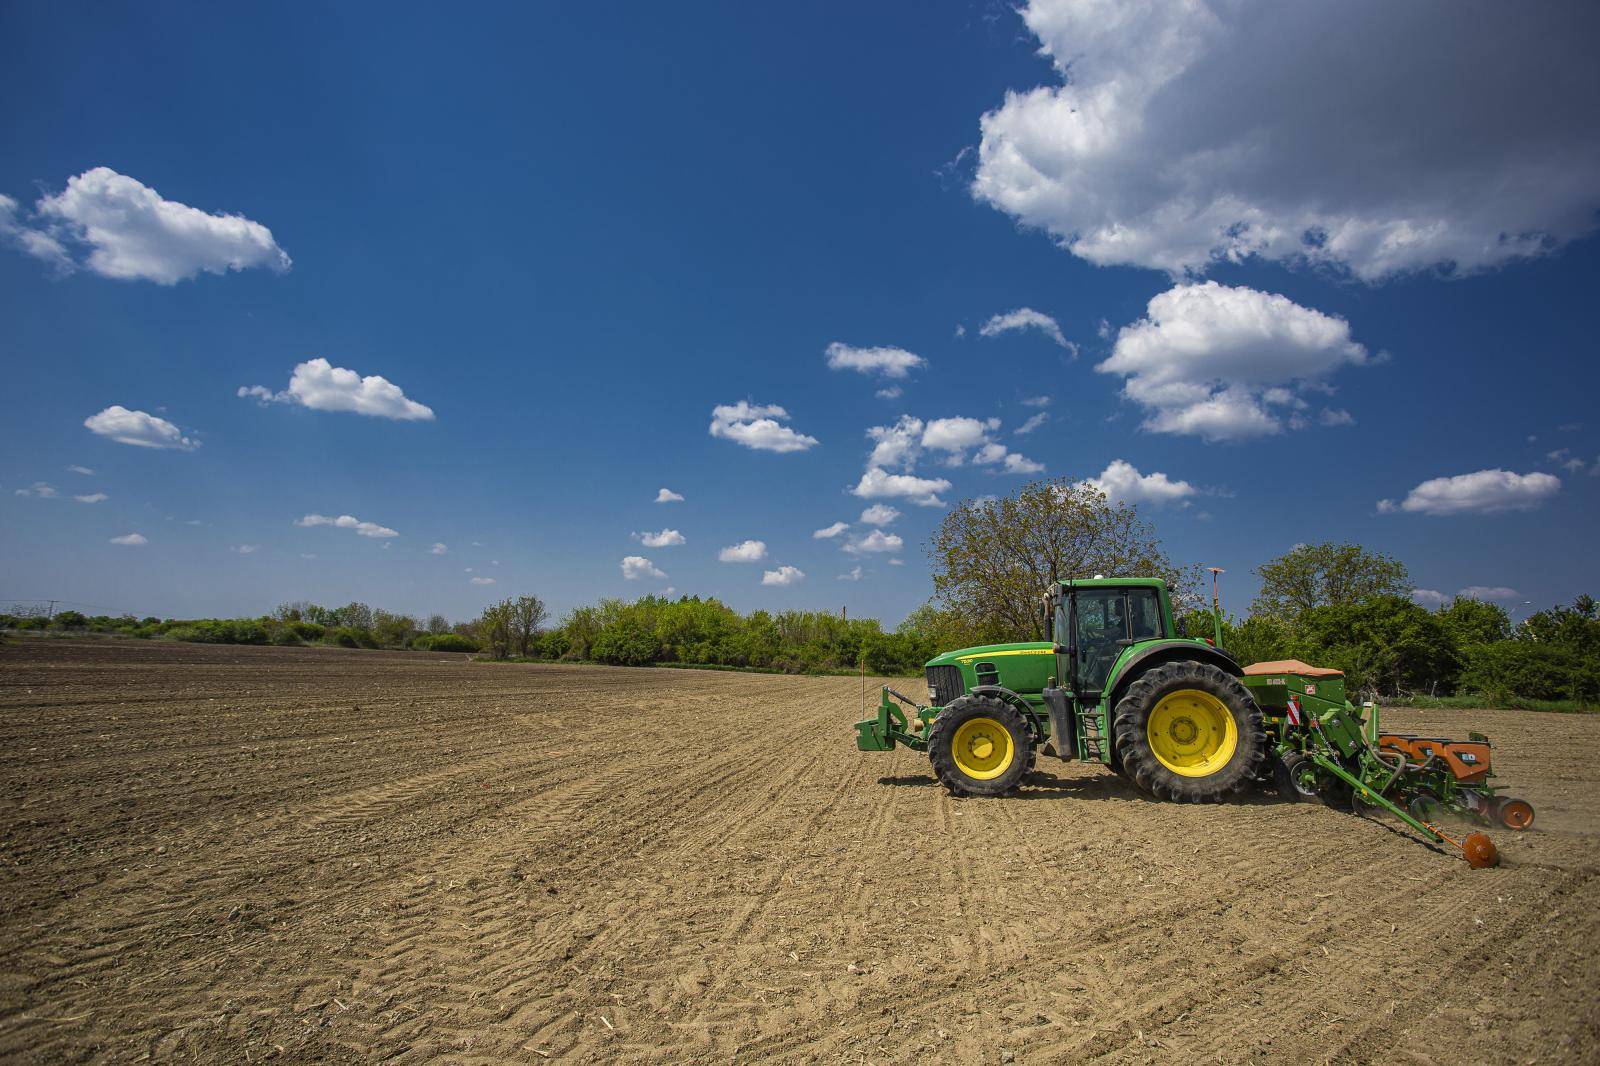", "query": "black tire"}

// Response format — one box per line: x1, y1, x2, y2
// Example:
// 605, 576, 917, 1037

1112, 661, 1265, 803
927, 694, 1034, 797
1272, 752, 1318, 802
